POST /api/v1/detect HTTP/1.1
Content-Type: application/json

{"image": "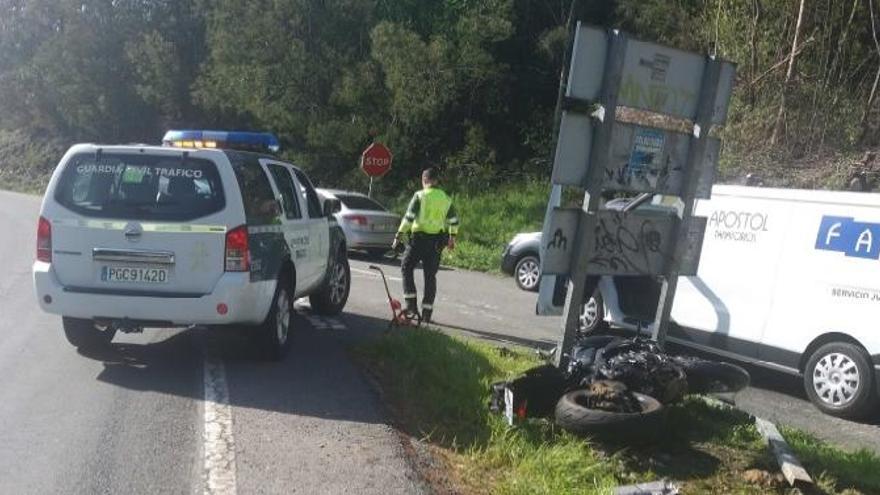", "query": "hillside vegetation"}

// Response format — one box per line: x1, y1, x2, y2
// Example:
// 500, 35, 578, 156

2, 1, 879, 268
